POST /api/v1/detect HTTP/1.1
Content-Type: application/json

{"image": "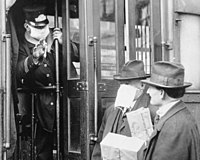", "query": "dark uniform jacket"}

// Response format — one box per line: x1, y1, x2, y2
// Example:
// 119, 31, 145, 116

91, 91, 152, 160
17, 37, 79, 132
142, 100, 200, 160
